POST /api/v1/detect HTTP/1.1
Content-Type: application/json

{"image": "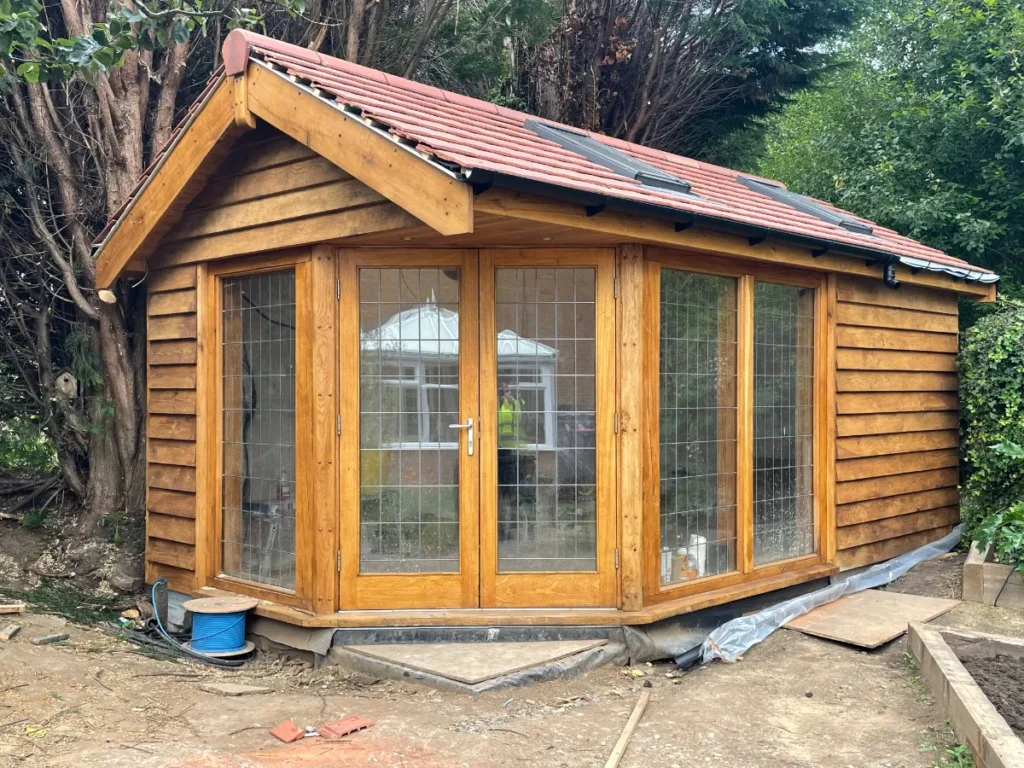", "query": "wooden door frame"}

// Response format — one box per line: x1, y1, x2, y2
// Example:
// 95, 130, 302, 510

337, 248, 480, 610
641, 248, 833, 605
203, 248, 316, 610
479, 248, 618, 608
